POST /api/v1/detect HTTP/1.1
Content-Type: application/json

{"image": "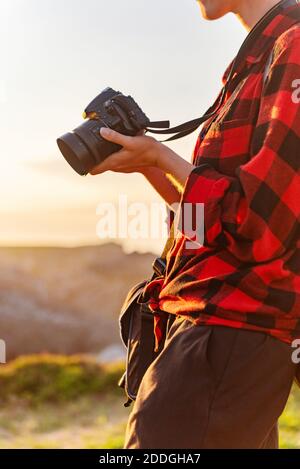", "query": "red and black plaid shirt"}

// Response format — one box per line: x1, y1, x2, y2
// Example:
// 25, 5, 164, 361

143, 2, 300, 351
